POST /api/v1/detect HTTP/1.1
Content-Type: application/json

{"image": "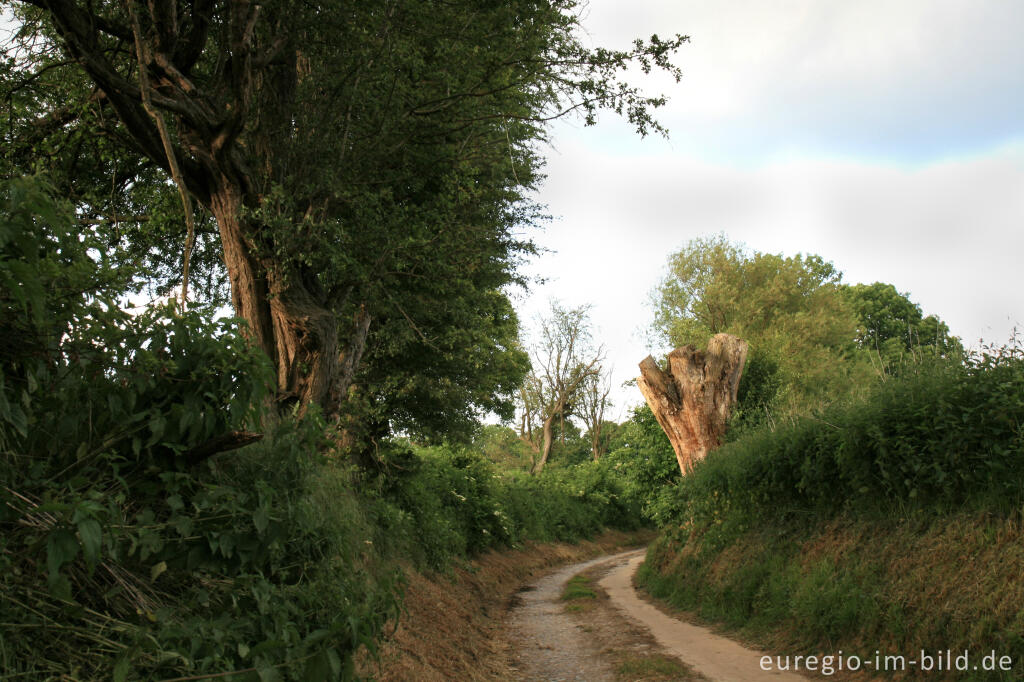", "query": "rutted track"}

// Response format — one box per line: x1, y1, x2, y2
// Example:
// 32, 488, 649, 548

508, 549, 807, 681
507, 551, 637, 680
